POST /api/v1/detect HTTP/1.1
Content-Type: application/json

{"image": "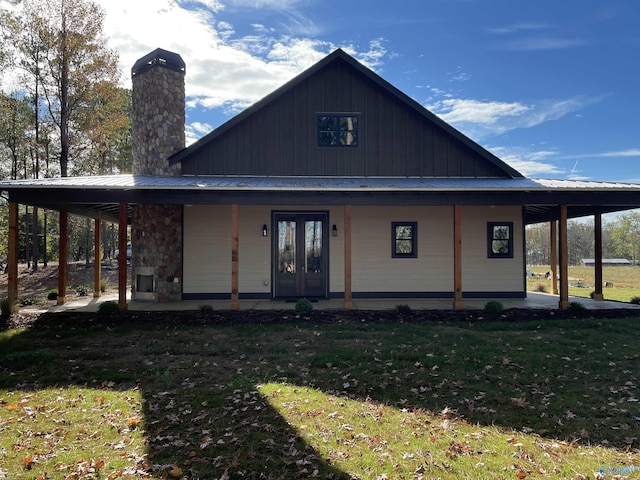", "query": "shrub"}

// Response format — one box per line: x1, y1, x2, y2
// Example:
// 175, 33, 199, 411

100, 281, 107, 293
534, 283, 547, 293
97, 301, 120, 315
484, 300, 504, 313
569, 301, 586, 311
395, 304, 412, 315
47, 289, 58, 301
630, 296, 640, 305
589, 291, 595, 299
76, 286, 88, 297
198, 304, 214, 314
0, 297, 12, 319
295, 298, 313, 312
19, 296, 35, 306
